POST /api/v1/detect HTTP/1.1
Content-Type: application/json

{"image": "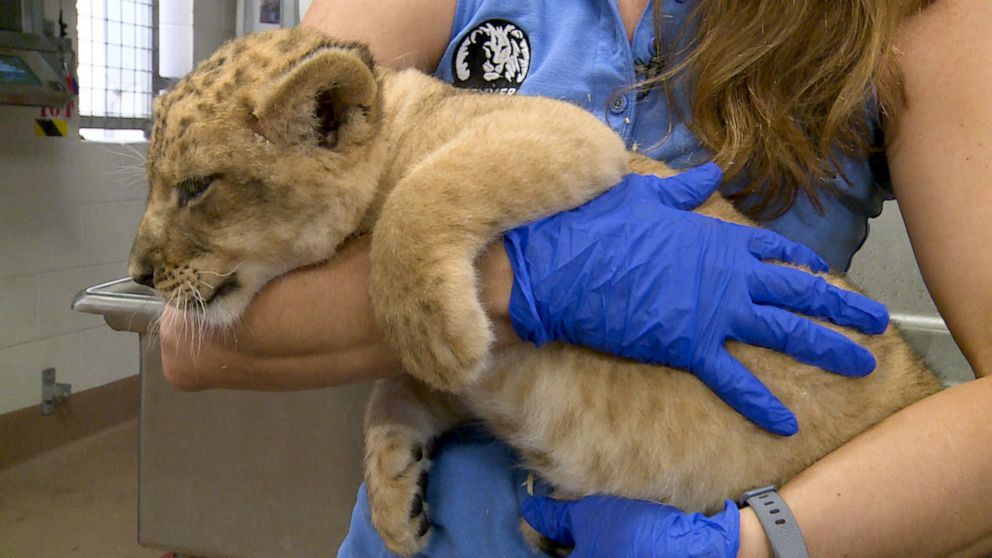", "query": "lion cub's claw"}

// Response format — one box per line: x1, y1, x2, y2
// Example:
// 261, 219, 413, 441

519, 517, 572, 557
366, 428, 436, 556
